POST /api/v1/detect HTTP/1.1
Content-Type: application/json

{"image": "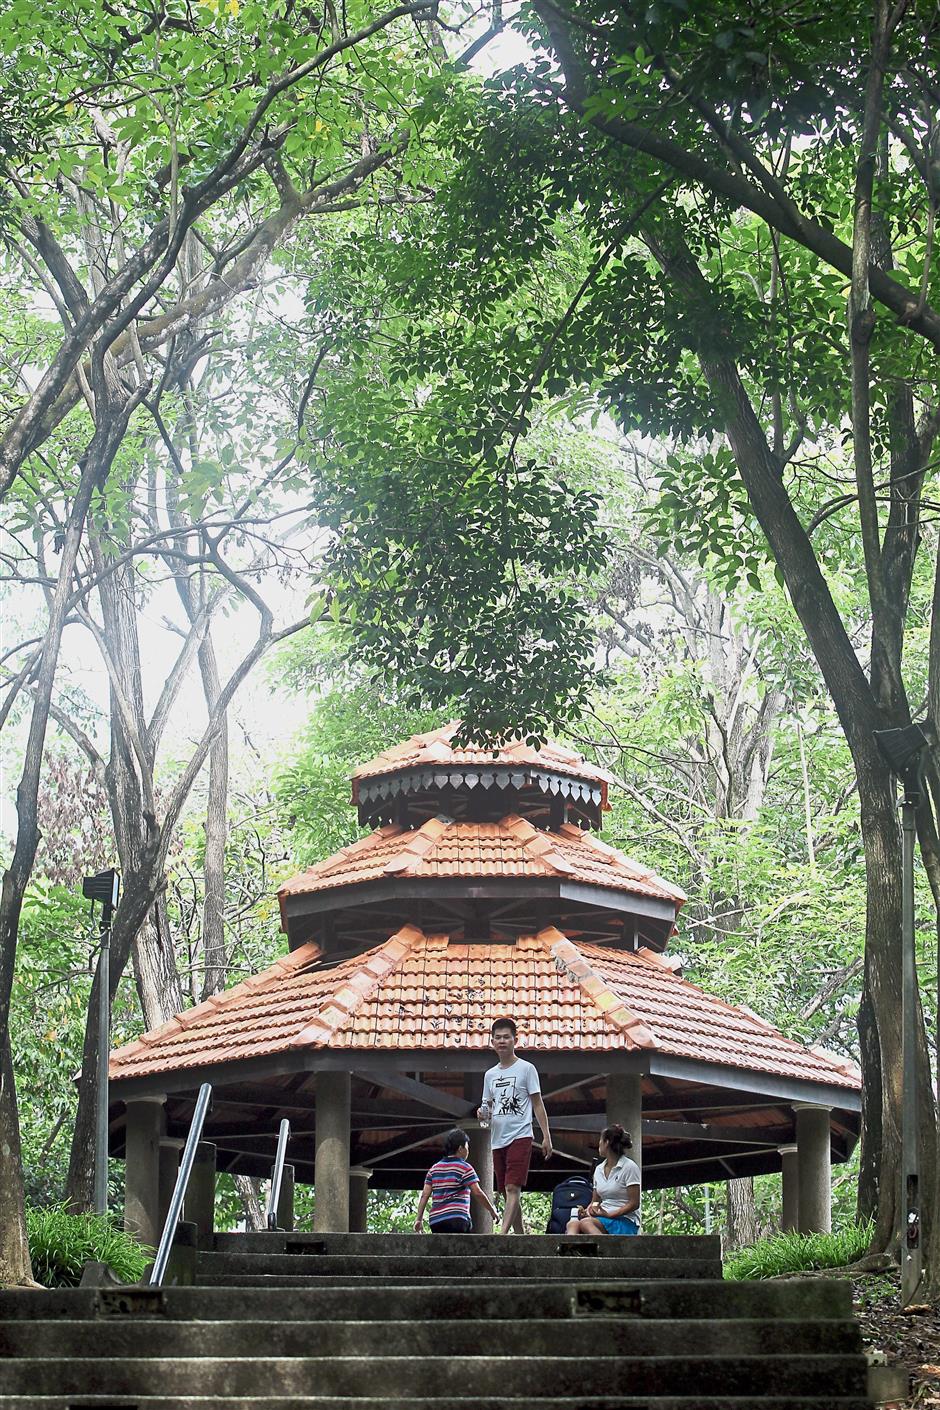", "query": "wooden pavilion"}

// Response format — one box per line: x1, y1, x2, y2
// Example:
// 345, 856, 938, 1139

108, 725, 861, 1242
